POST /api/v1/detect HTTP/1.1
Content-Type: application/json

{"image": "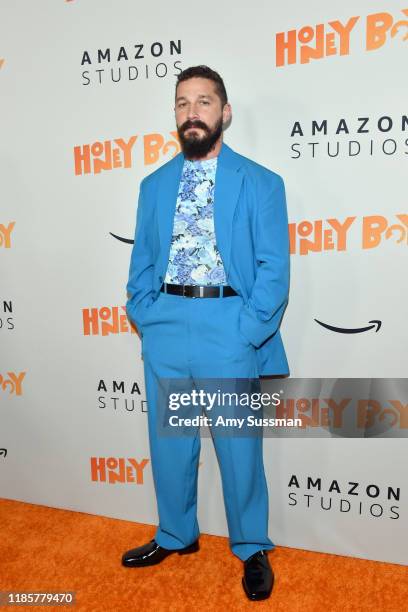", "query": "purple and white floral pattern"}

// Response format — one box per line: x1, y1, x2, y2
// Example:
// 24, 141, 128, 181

164, 157, 227, 285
